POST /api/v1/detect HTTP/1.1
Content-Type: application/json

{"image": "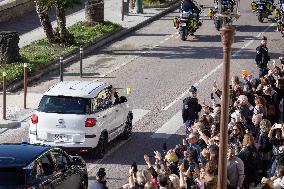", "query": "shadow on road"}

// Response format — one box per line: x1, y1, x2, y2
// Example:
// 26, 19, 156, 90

82, 131, 183, 166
